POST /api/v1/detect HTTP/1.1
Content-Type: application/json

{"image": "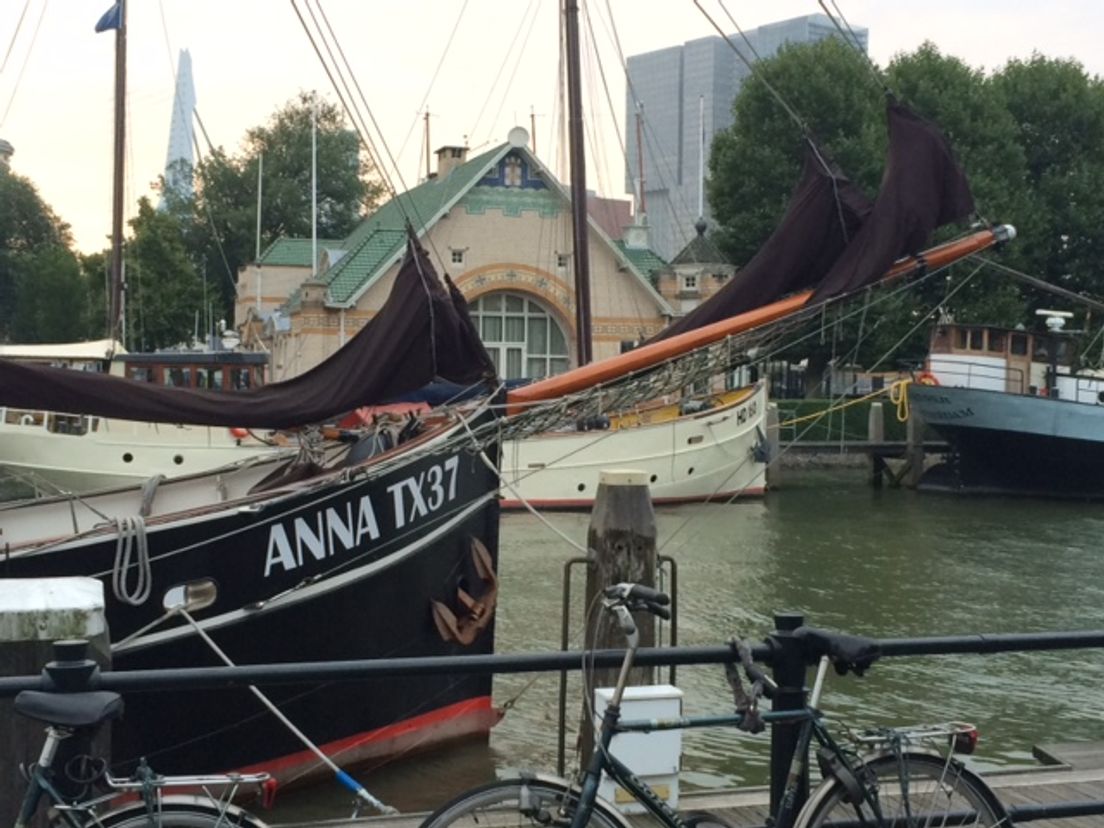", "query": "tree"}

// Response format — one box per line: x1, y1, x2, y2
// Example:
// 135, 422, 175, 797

0, 169, 79, 340
707, 38, 1104, 379
125, 197, 206, 350
708, 37, 885, 266
9, 246, 91, 342
992, 55, 1104, 300
192, 92, 382, 315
